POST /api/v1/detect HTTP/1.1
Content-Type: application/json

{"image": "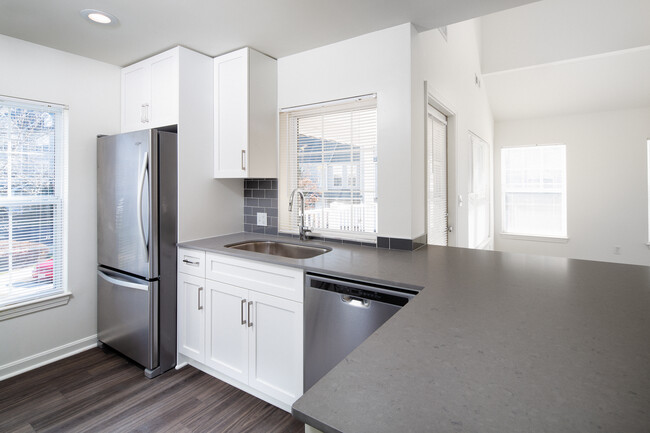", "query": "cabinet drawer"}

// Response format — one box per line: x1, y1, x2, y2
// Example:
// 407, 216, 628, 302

178, 248, 206, 277
205, 253, 303, 303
